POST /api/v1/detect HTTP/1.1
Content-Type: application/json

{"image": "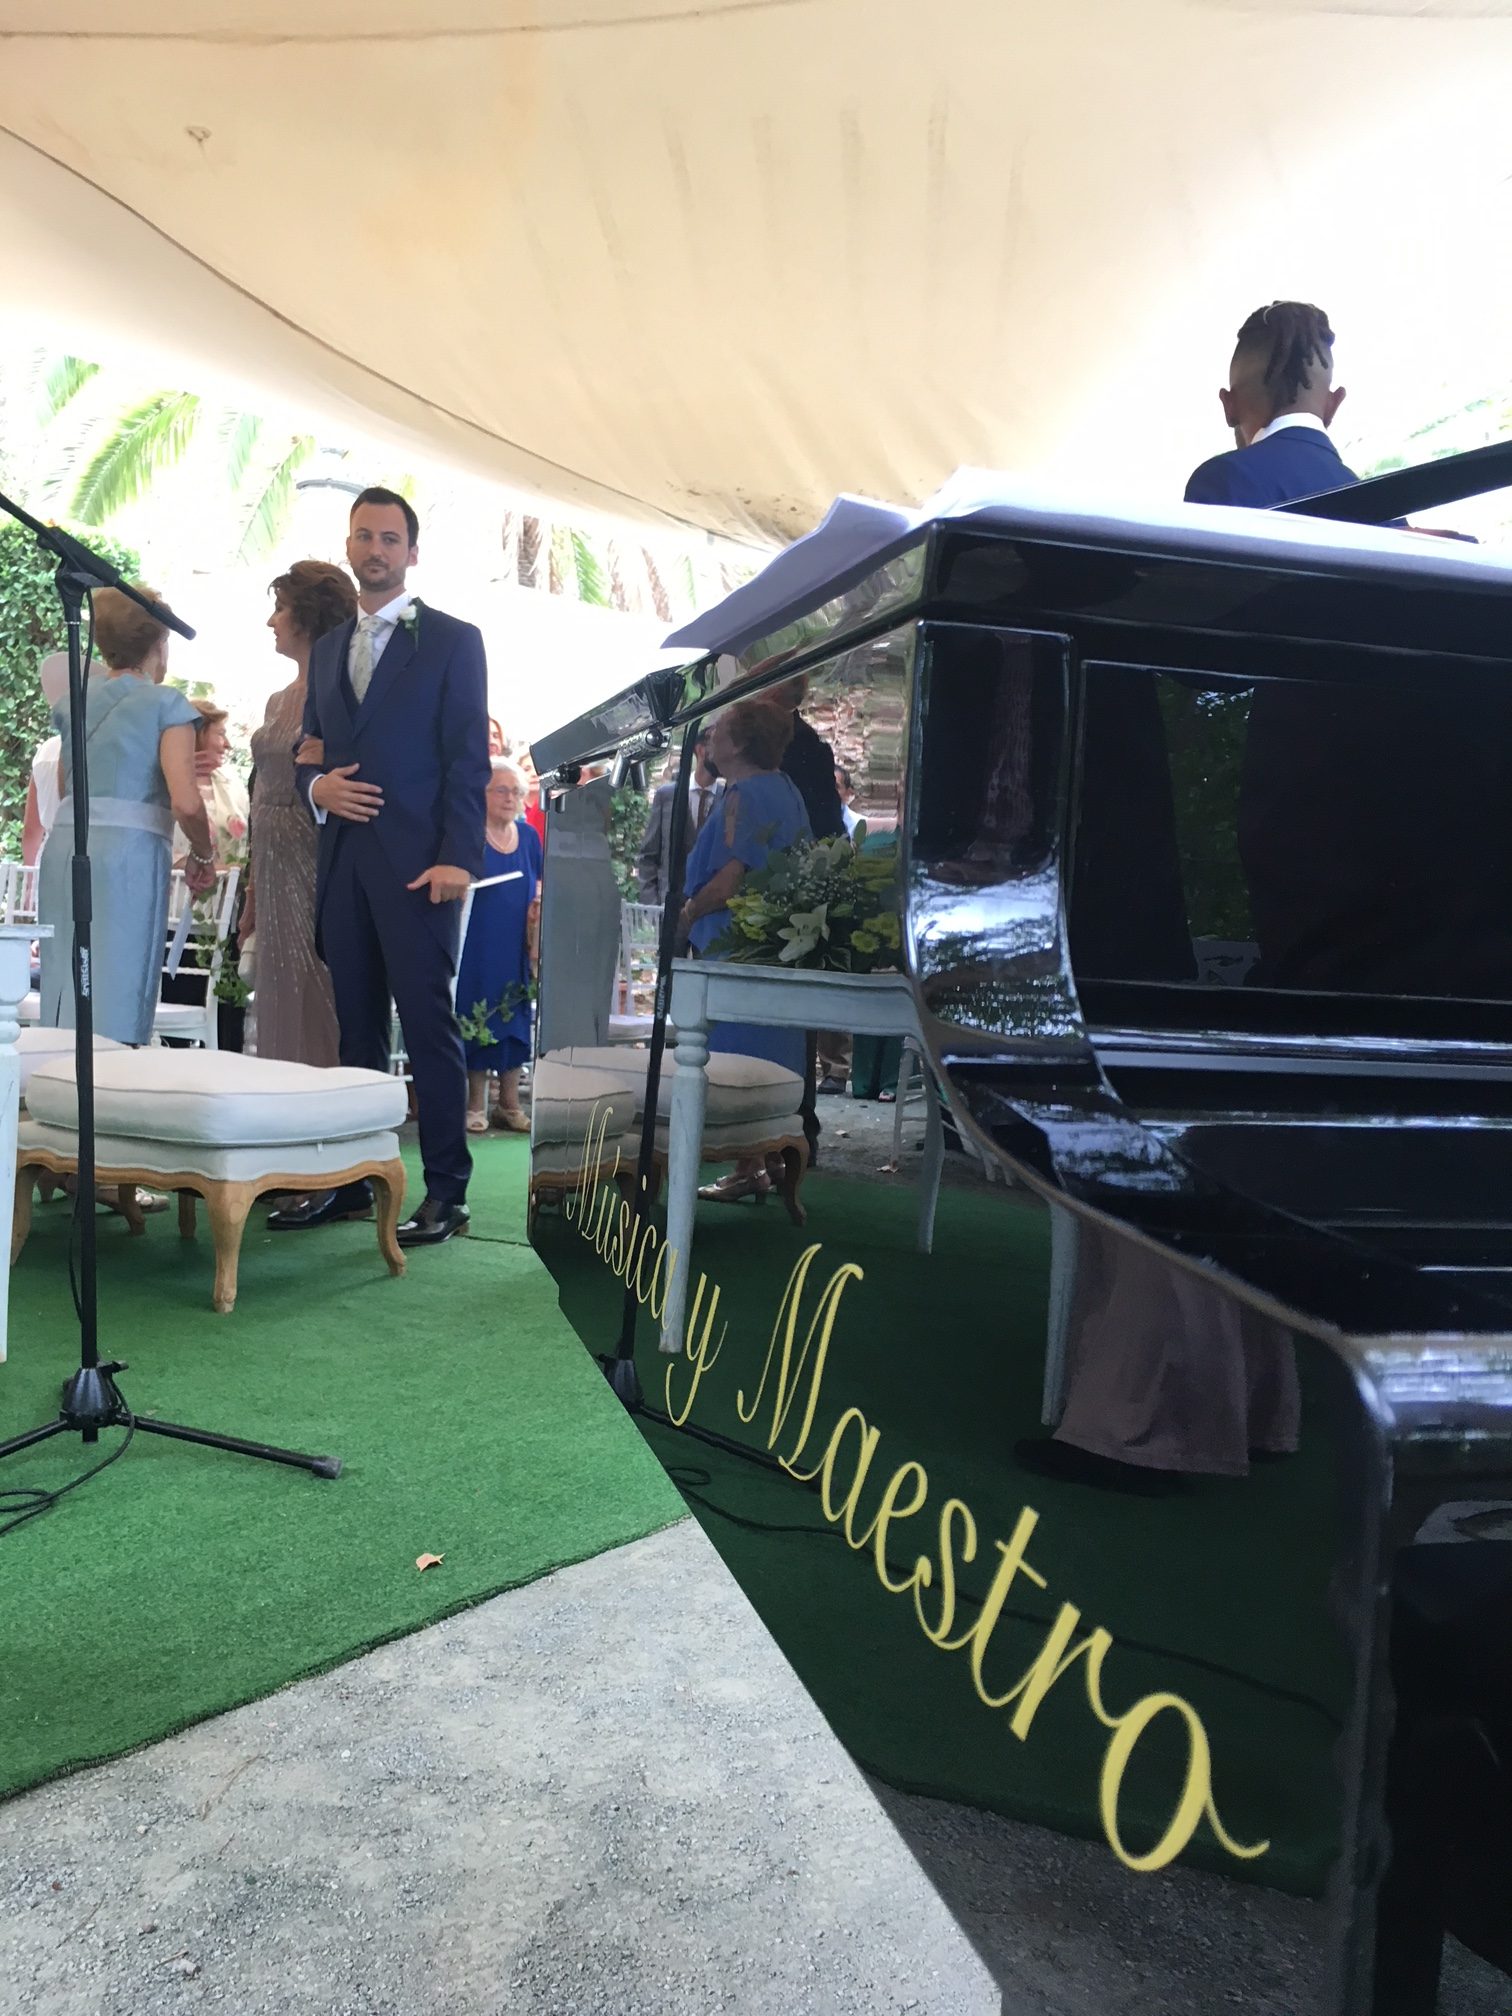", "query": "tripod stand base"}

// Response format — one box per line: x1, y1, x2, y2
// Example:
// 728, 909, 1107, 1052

0, 1361, 340, 1479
